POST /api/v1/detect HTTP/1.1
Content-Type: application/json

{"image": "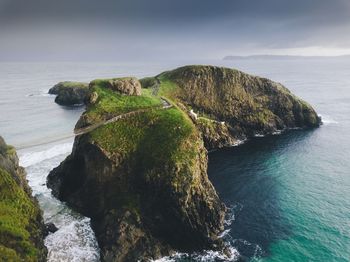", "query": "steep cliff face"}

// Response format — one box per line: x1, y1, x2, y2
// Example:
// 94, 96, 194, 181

48, 78, 226, 261
155, 65, 320, 149
0, 136, 47, 261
